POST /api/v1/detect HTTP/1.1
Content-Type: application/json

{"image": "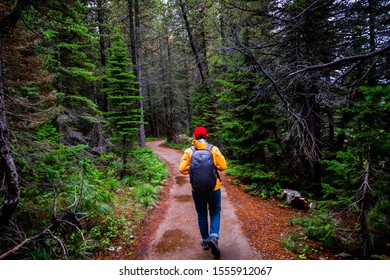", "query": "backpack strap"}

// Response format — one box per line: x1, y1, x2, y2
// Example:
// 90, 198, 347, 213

206, 144, 221, 183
